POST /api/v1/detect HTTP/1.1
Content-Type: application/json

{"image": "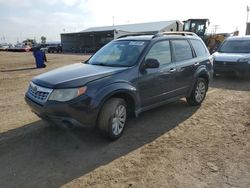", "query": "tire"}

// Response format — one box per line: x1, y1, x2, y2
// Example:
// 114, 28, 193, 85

186, 78, 208, 106
98, 98, 127, 140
